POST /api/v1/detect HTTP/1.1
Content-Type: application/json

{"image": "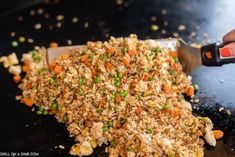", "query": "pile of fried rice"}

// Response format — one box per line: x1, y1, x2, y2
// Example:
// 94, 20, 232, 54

15, 34, 216, 157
